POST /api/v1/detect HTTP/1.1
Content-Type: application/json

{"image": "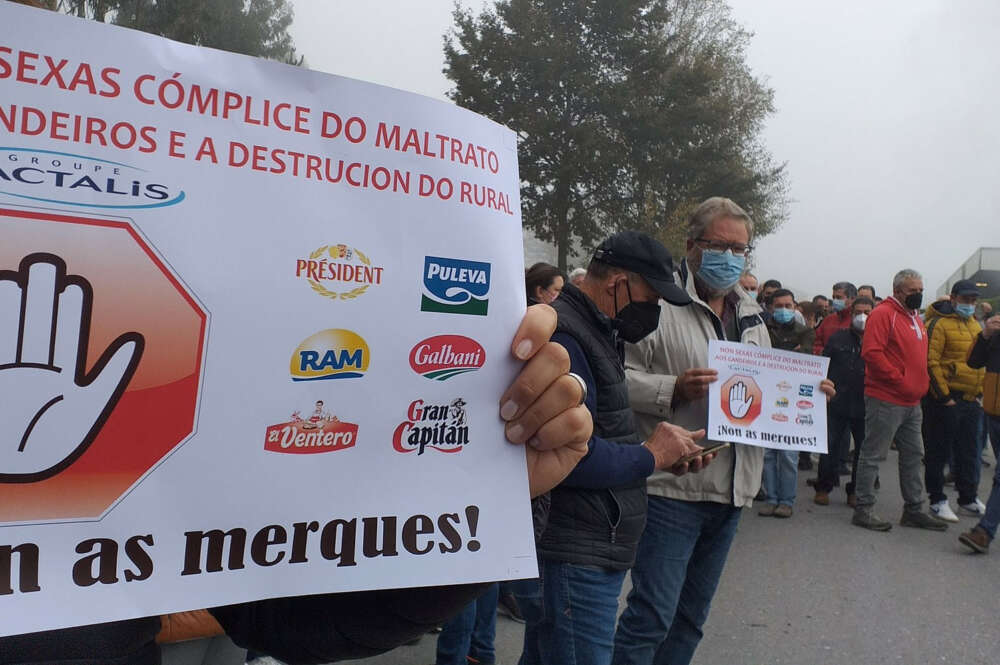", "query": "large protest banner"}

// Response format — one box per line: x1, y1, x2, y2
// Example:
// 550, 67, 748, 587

0, 3, 537, 637
707, 341, 830, 454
